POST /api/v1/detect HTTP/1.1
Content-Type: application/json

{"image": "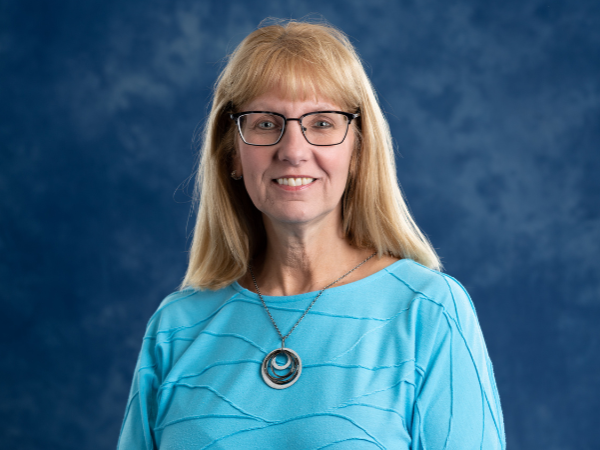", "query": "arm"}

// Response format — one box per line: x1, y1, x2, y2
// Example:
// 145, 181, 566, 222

117, 339, 160, 450
411, 276, 505, 449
